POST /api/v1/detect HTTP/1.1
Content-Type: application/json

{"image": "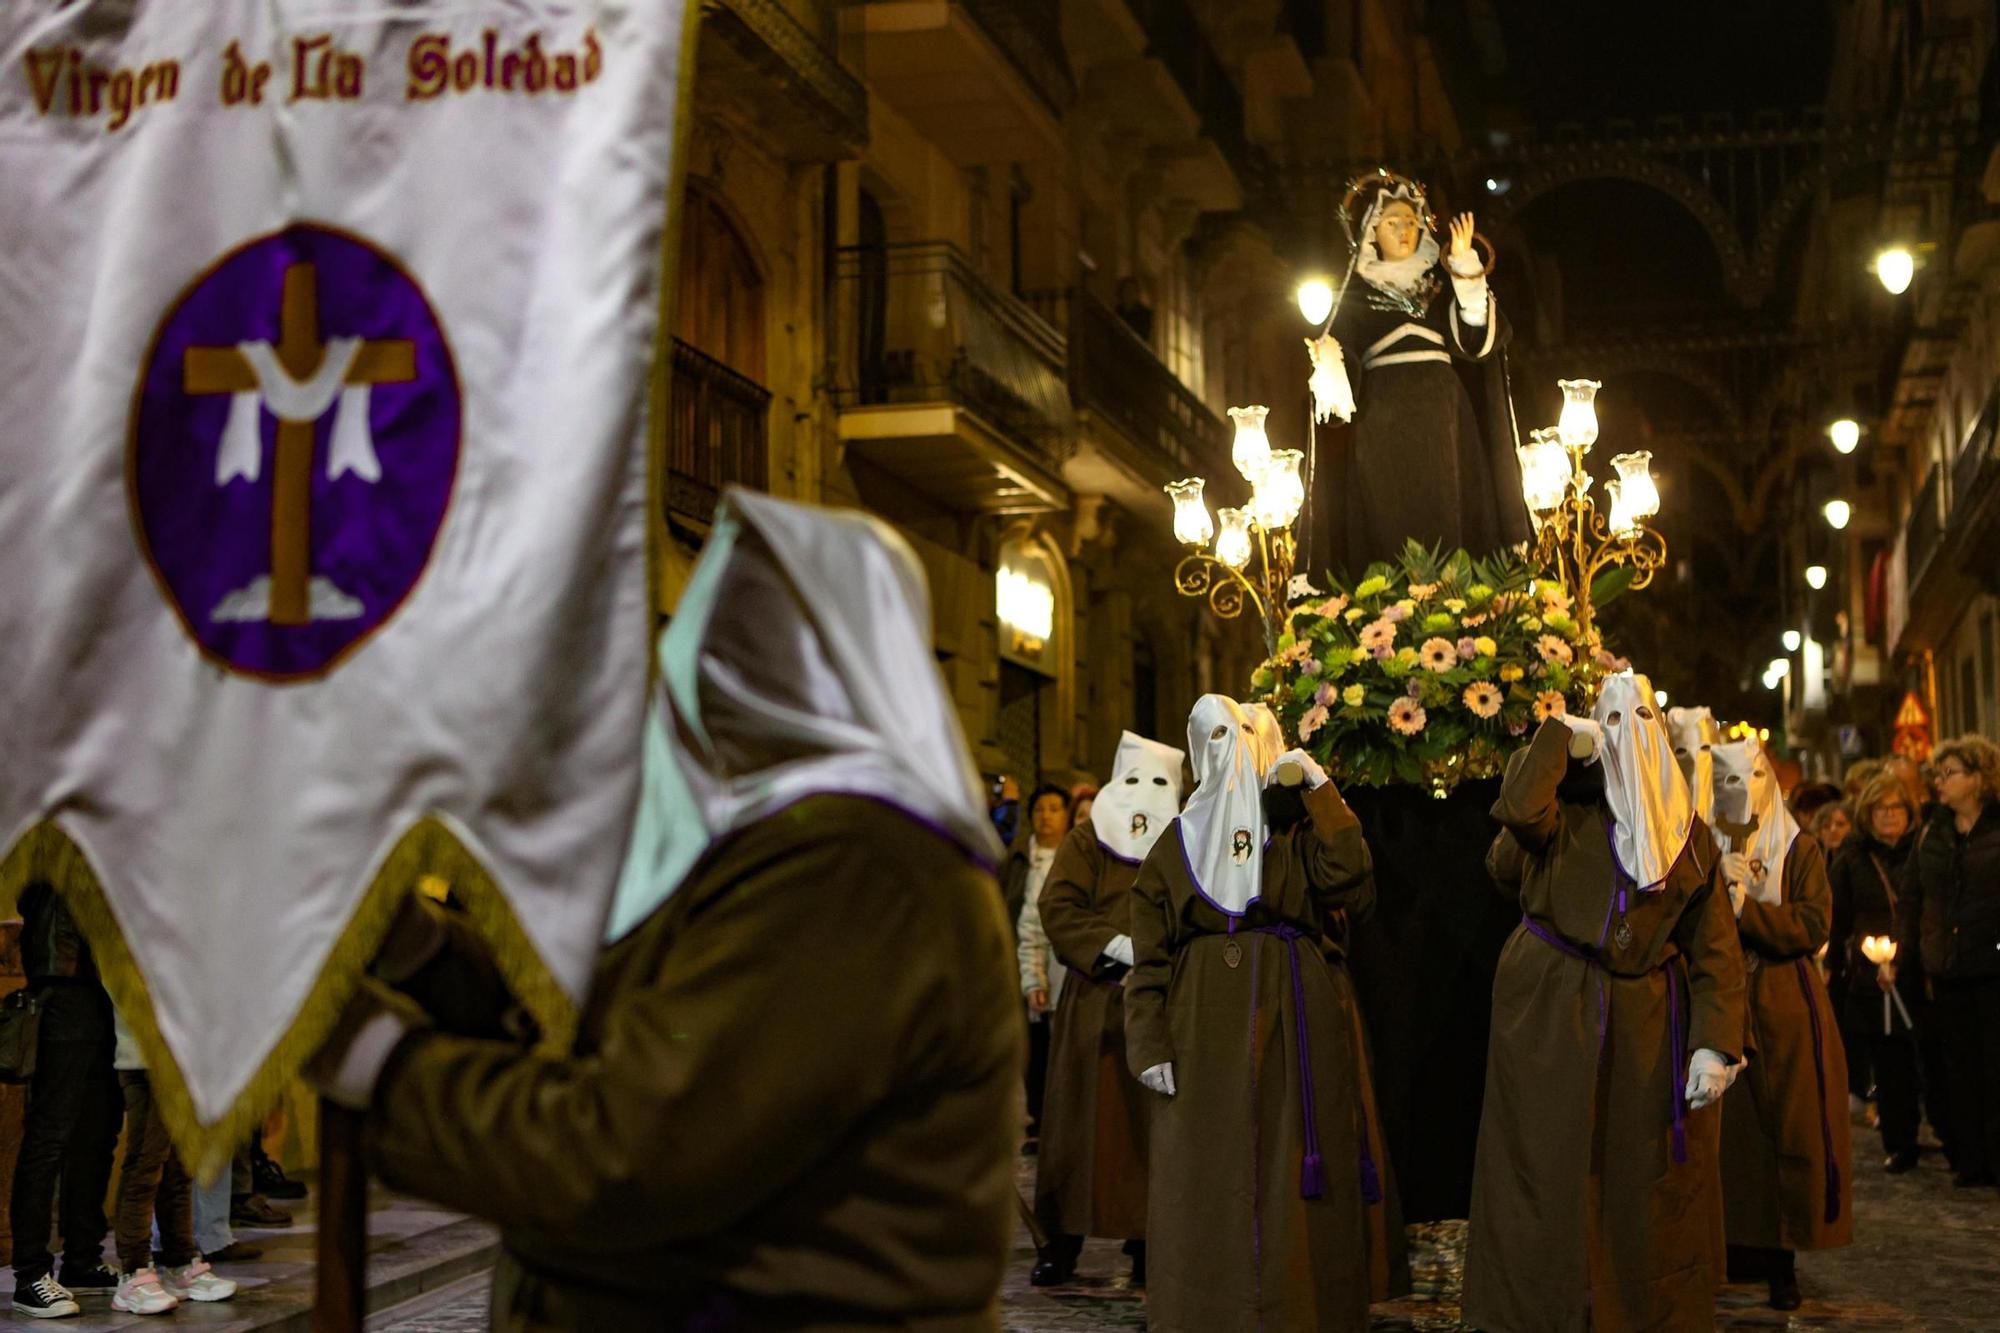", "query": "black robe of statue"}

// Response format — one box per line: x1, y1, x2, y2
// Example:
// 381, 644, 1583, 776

1327, 267, 1528, 574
